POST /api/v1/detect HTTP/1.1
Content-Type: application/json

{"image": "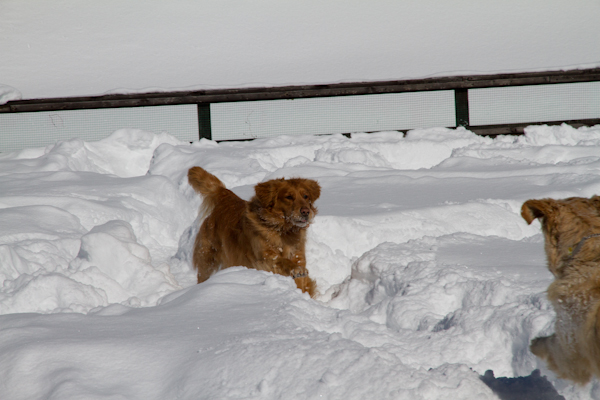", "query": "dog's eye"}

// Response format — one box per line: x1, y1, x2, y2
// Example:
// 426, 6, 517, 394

303, 194, 308, 199
286, 195, 294, 200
